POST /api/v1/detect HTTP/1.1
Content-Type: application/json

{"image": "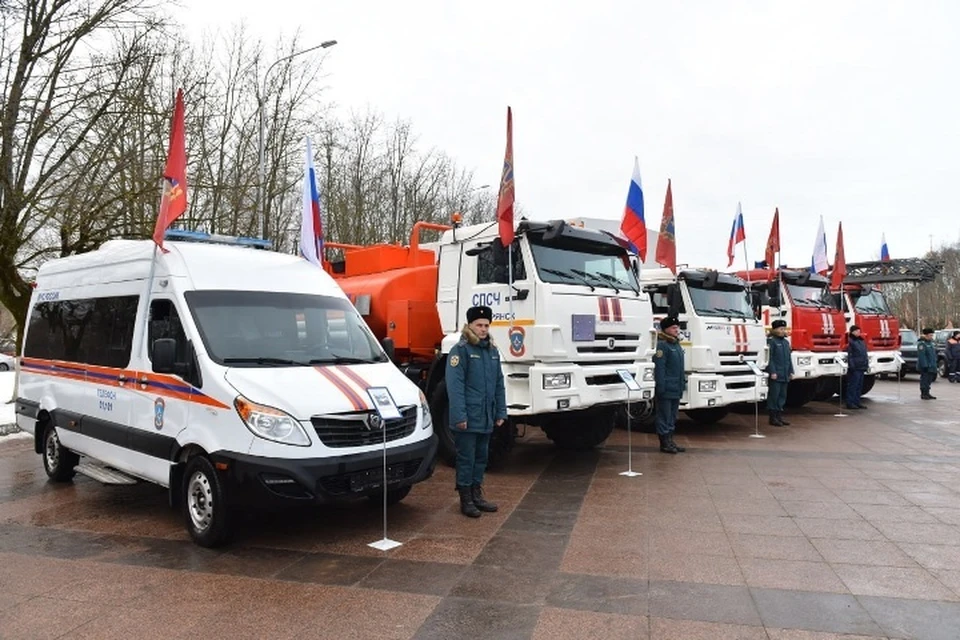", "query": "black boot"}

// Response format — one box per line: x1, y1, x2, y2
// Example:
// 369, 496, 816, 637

768, 411, 784, 427
458, 486, 481, 518
659, 435, 678, 454
471, 485, 498, 512
669, 434, 686, 452
777, 411, 791, 426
